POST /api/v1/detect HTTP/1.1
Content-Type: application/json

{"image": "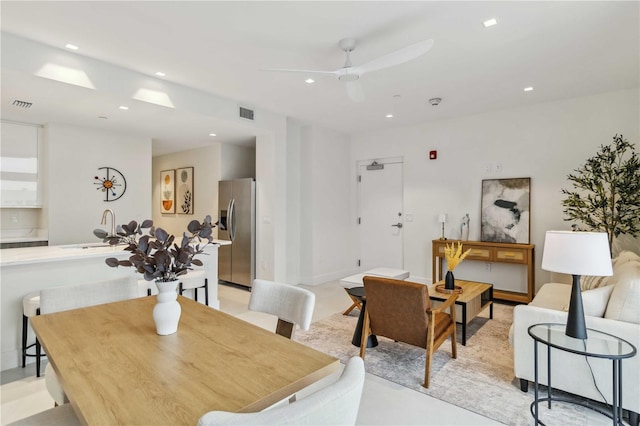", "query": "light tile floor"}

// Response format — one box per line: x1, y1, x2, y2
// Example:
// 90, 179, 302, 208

1, 280, 499, 425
